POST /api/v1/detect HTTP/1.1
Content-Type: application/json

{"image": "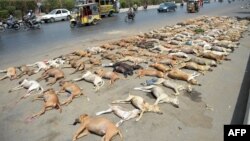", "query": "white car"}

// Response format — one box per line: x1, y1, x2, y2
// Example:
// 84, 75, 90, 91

42, 9, 71, 23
